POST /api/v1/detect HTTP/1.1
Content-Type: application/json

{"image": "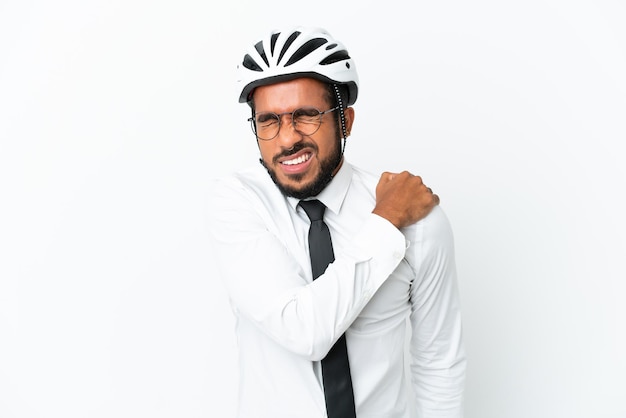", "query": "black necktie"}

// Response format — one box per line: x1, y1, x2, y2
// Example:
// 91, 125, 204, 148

299, 199, 356, 418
